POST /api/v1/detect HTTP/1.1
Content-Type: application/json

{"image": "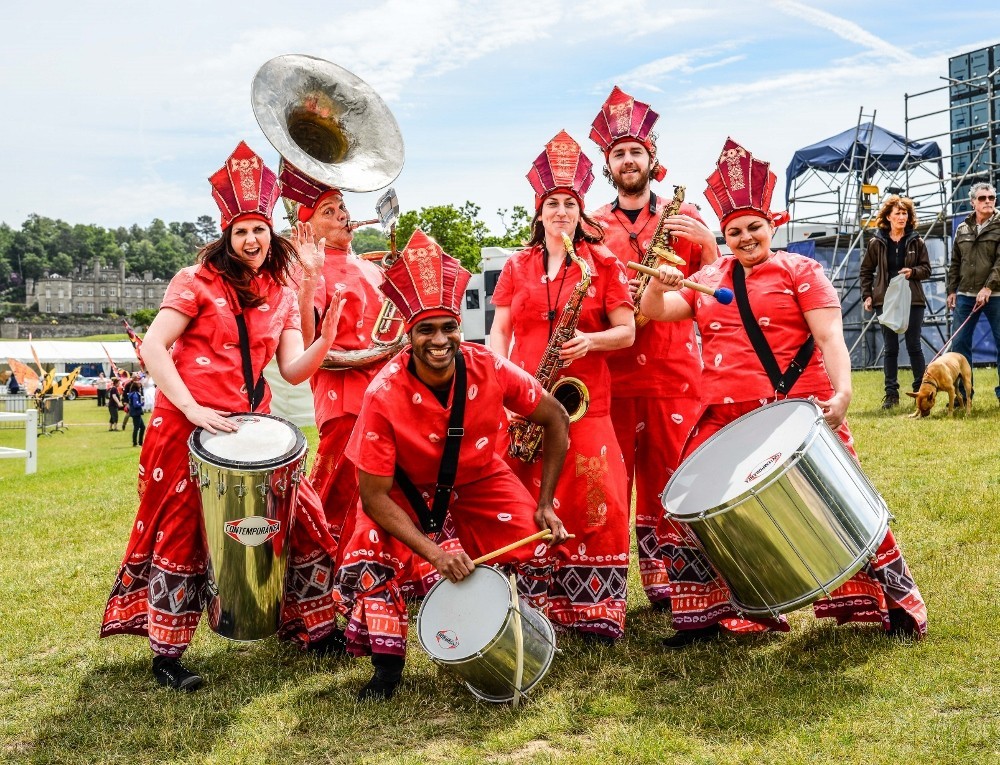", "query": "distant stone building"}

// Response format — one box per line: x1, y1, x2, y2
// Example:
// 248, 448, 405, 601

24, 258, 168, 316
